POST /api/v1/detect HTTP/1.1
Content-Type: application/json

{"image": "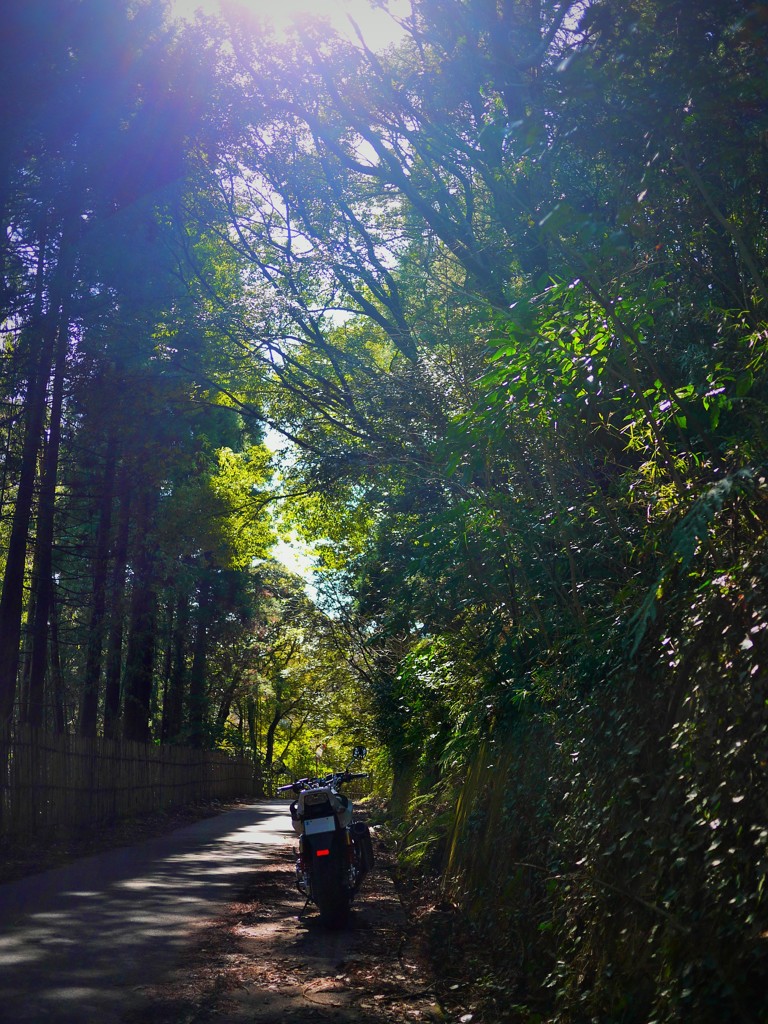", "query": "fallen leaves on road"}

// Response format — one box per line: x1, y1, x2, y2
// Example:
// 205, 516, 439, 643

123, 842, 471, 1024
